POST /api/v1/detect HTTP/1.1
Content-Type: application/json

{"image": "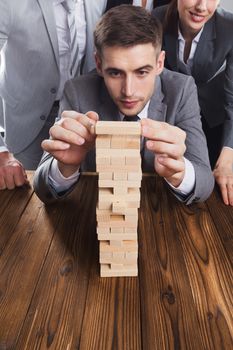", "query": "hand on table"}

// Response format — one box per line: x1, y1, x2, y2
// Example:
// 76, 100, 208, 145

42, 111, 98, 177
213, 148, 233, 206
0, 151, 29, 190
141, 119, 186, 187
